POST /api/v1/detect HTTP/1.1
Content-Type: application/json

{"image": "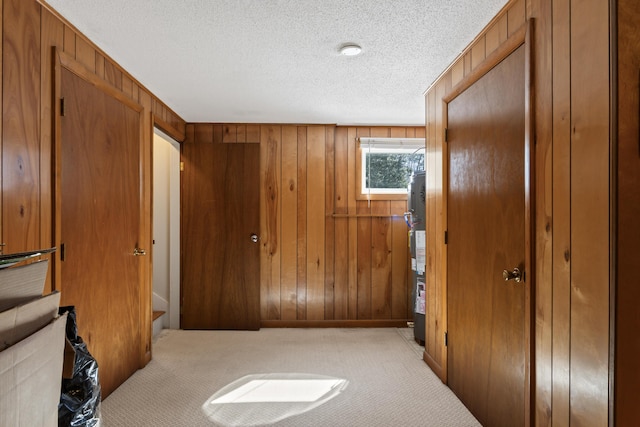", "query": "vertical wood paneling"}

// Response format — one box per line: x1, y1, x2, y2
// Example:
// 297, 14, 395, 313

549, 0, 571, 425
324, 126, 335, 319
195, 123, 213, 143
463, 52, 472, 76
451, 61, 465, 87
223, 124, 237, 143
486, 15, 508, 55
247, 125, 260, 143
508, 0, 526, 35
346, 127, 358, 319
104, 59, 122, 90
529, 1, 555, 424
569, 0, 610, 424
306, 126, 325, 320
356, 201, 372, 319
137, 85, 153, 365
390, 201, 408, 319
424, 0, 615, 424
237, 125, 246, 143
95, 53, 105, 79
63, 25, 75, 56
296, 127, 308, 319
333, 127, 349, 319
260, 125, 281, 320
425, 90, 438, 362
371, 212, 391, 319
121, 75, 133, 99
434, 78, 447, 372
355, 128, 372, 320
198, 123, 418, 325
213, 124, 223, 144
40, 8, 64, 294
471, 38, 486, 70
280, 126, 298, 320
75, 36, 95, 72
2, 0, 41, 254
616, 1, 640, 424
